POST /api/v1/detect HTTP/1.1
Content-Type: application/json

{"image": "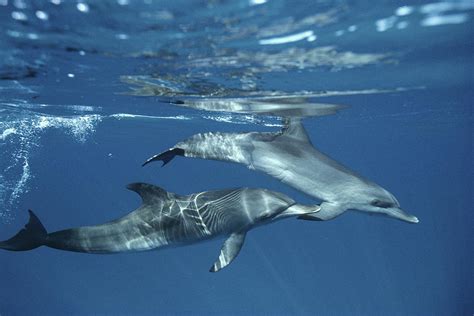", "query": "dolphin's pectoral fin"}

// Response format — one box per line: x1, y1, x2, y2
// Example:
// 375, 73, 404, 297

274, 204, 320, 220
210, 231, 246, 273
126, 183, 169, 204
297, 202, 346, 221
142, 148, 185, 167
